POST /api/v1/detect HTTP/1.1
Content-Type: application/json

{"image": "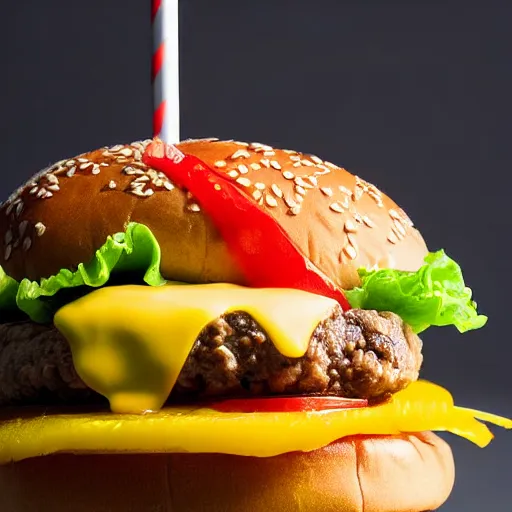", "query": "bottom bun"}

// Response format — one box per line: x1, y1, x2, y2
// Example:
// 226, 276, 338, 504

1, 432, 454, 512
